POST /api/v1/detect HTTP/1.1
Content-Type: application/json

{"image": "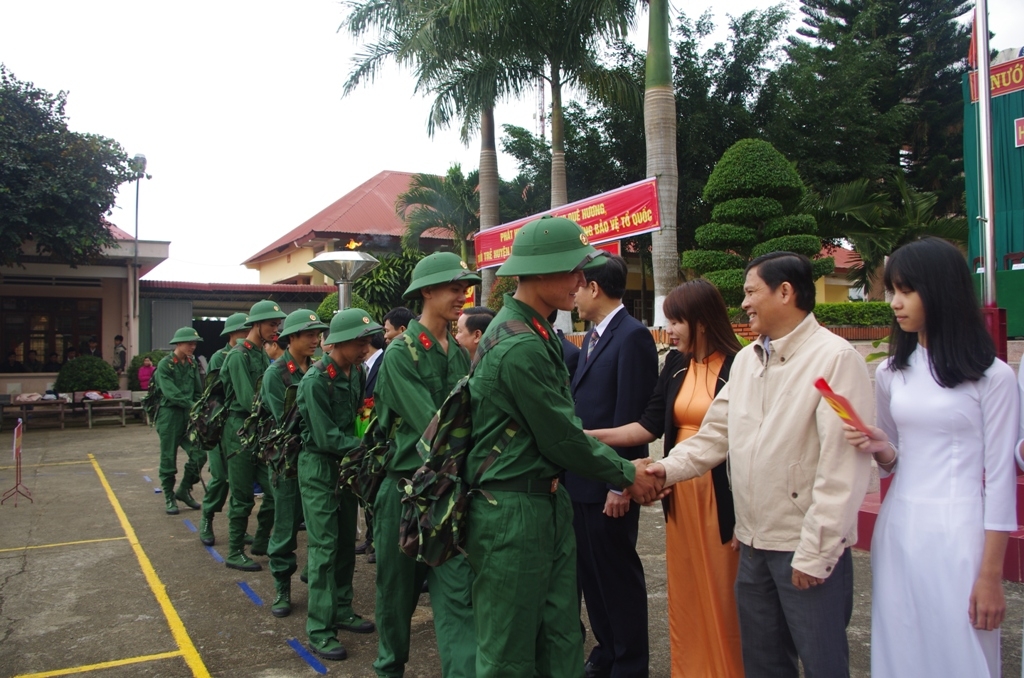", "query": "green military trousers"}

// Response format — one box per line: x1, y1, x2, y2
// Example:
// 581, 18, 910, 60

224, 412, 275, 554
201, 440, 229, 515
155, 406, 201, 496
268, 473, 302, 585
465, 487, 583, 678
298, 451, 357, 646
372, 476, 476, 678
